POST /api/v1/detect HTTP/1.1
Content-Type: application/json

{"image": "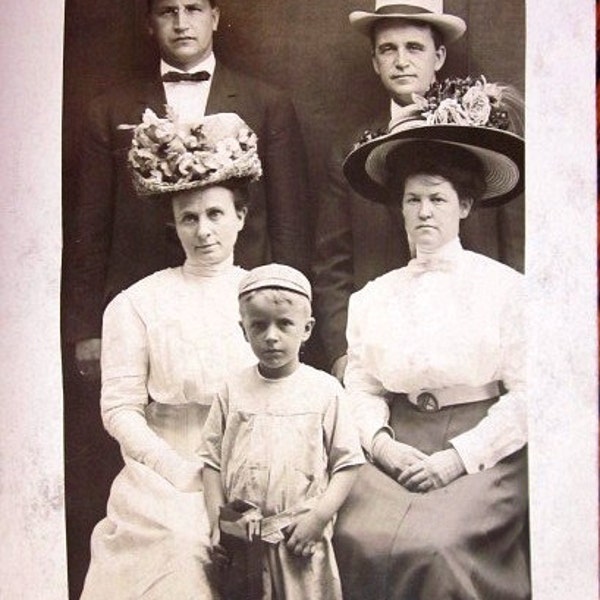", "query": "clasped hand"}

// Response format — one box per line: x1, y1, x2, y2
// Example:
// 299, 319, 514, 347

372, 433, 466, 492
